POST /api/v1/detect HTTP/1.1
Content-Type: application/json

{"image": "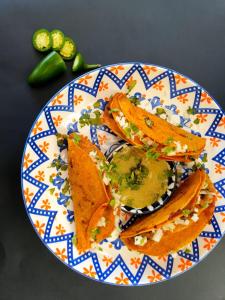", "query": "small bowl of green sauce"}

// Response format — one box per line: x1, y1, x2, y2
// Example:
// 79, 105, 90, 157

106, 143, 177, 215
